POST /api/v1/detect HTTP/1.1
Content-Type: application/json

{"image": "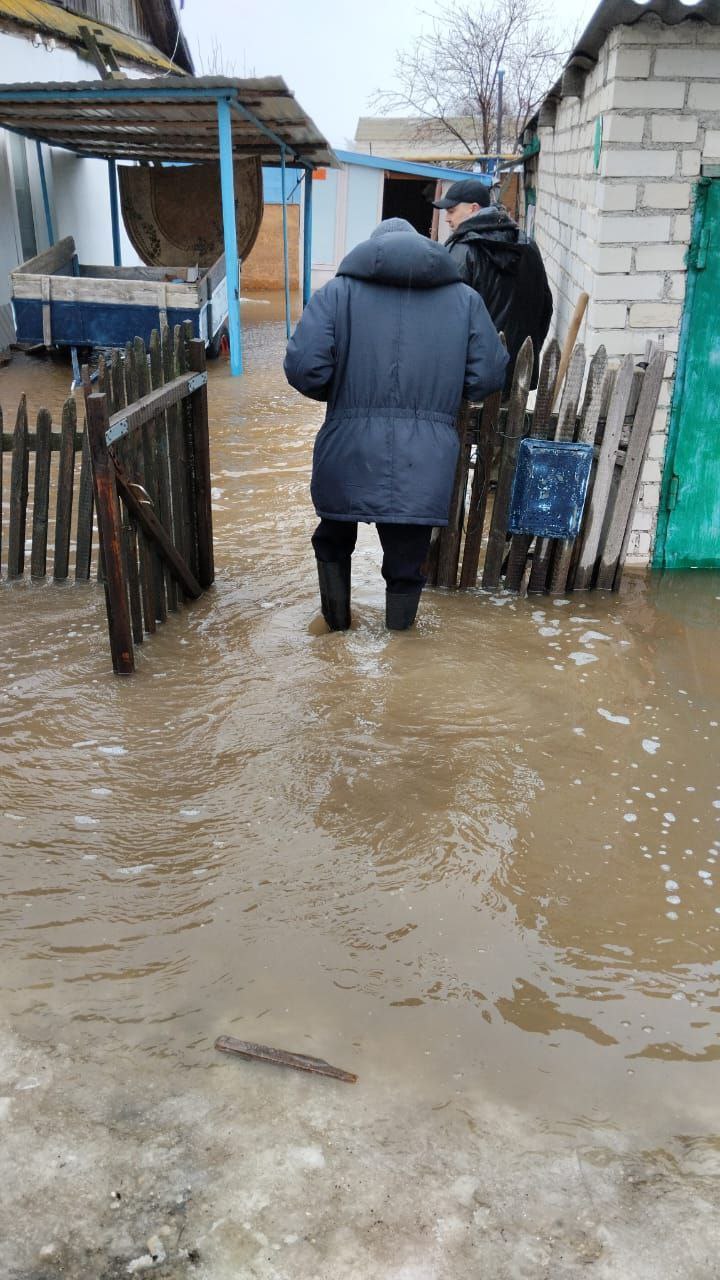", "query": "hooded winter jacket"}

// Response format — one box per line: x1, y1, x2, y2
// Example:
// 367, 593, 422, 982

445, 206, 553, 394
283, 222, 509, 526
